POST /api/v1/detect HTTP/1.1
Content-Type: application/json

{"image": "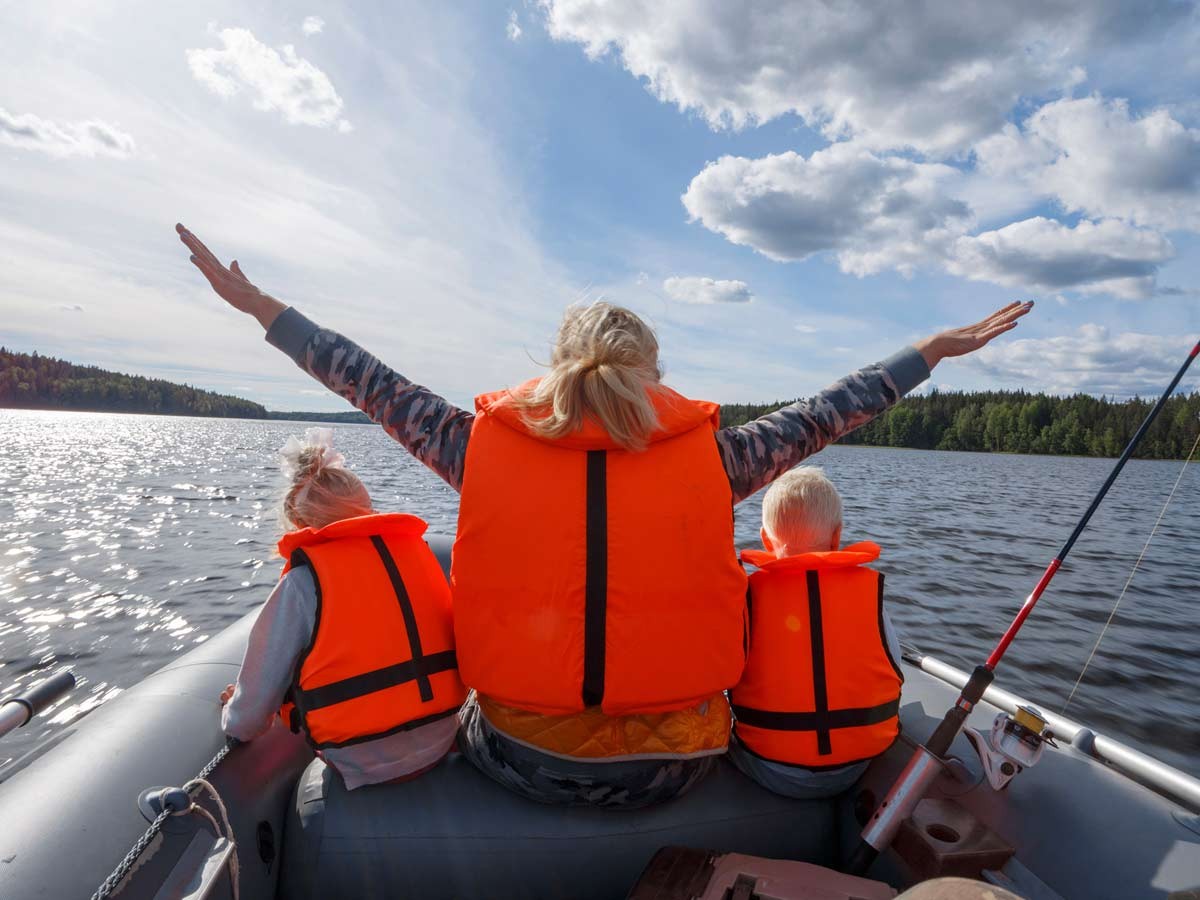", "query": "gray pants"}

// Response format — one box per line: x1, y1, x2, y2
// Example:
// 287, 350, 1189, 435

457, 694, 718, 808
